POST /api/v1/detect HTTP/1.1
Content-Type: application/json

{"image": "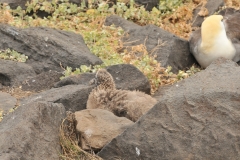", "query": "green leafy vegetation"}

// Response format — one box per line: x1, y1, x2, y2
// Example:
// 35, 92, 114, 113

0, 49, 28, 62
159, 0, 186, 13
